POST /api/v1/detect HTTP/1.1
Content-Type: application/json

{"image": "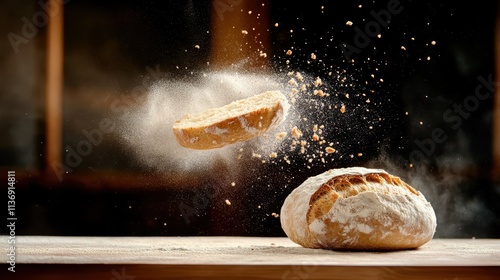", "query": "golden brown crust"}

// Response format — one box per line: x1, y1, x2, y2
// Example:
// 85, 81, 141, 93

172, 94, 287, 150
